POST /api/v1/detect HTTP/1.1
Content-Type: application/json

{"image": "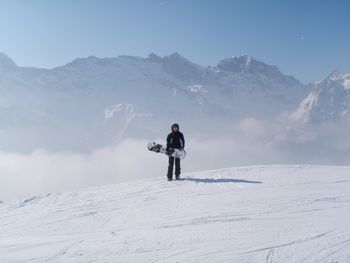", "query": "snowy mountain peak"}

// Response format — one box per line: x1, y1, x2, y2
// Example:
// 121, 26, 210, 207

147, 52, 163, 63
166, 52, 186, 59
291, 71, 350, 123
231, 54, 255, 65
66, 55, 102, 67
323, 71, 350, 89
217, 55, 281, 76
217, 55, 254, 71
147, 52, 199, 67
315, 71, 350, 90
0, 52, 17, 68
160, 52, 204, 82
163, 52, 195, 65
327, 70, 342, 80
